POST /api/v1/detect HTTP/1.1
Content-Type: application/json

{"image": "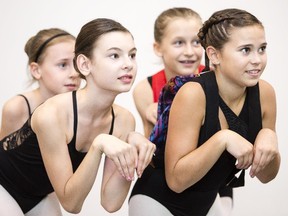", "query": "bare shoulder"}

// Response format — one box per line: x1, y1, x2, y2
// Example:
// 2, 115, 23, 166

258, 79, 276, 106
175, 81, 205, 104
258, 79, 275, 95
133, 78, 152, 100
171, 81, 206, 123
112, 104, 135, 135
1, 95, 29, 120
258, 79, 276, 125
113, 104, 135, 124
133, 78, 150, 94
31, 93, 72, 132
